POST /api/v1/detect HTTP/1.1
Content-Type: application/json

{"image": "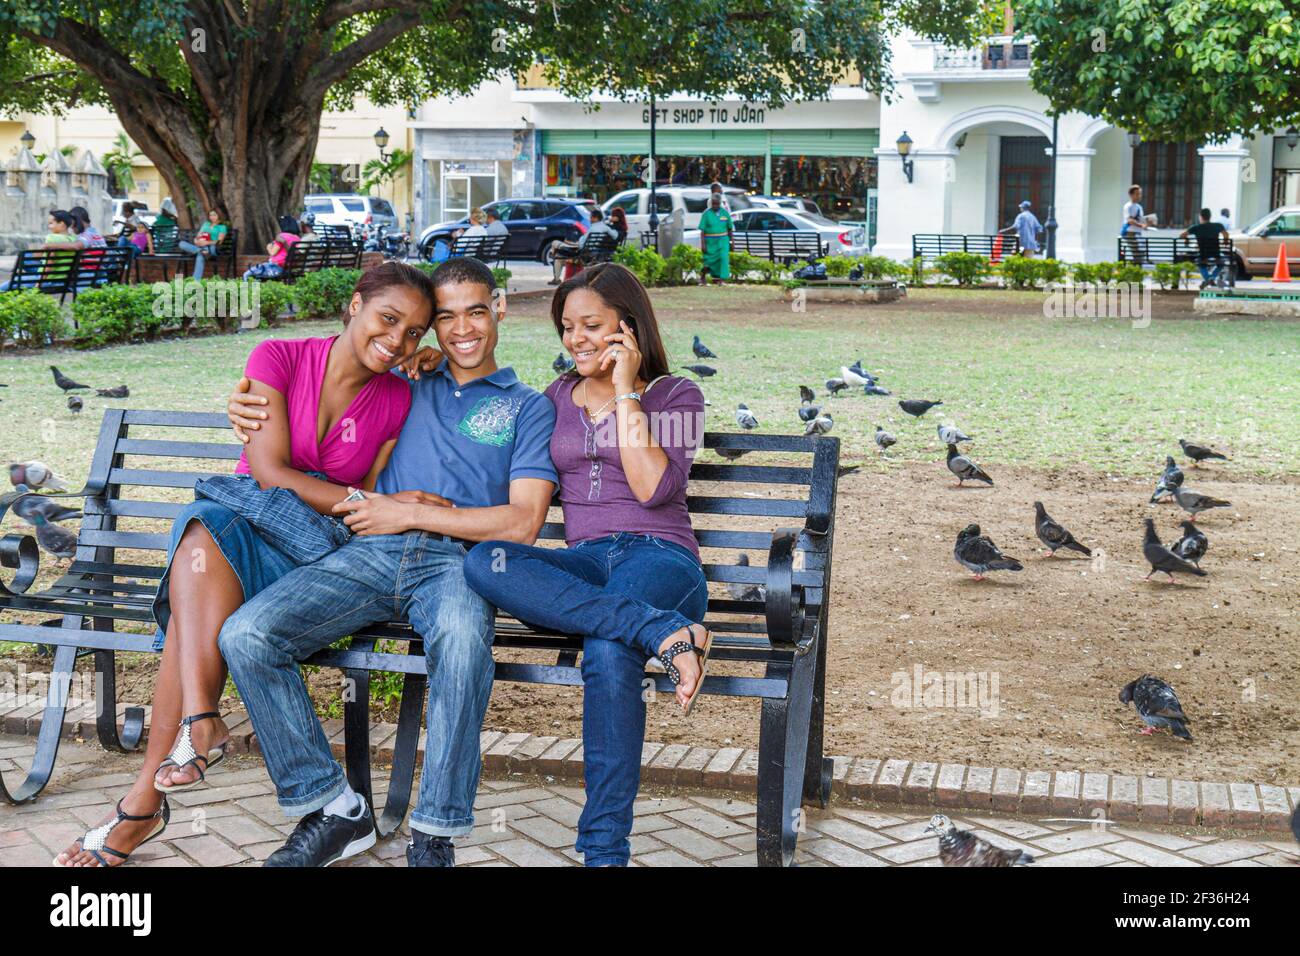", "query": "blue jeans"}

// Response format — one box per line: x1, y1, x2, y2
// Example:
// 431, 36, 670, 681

1197, 258, 1224, 284
178, 240, 215, 279
463, 533, 708, 866
218, 532, 495, 836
